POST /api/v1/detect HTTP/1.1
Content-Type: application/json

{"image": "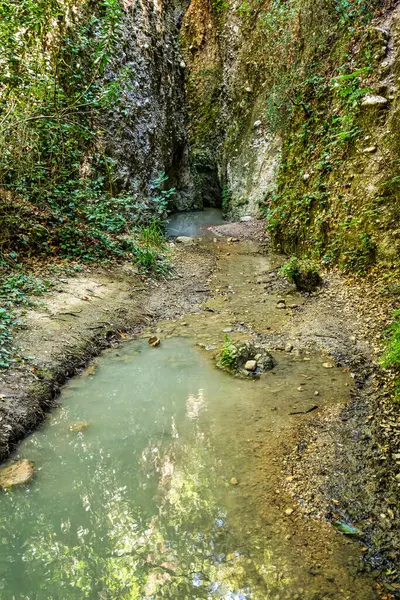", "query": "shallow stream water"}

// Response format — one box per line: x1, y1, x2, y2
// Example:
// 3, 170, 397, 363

166, 208, 225, 237
0, 212, 379, 599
